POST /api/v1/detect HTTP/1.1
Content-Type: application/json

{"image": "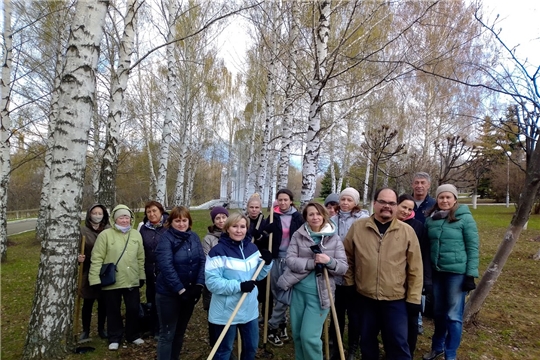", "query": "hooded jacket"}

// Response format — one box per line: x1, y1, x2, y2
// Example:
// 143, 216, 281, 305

343, 216, 423, 304
203, 225, 222, 256
256, 210, 304, 258
205, 233, 272, 325
277, 222, 348, 309
155, 226, 205, 296
79, 204, 110, 298
89, 205, 145, 289
425, 204, 479, 277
